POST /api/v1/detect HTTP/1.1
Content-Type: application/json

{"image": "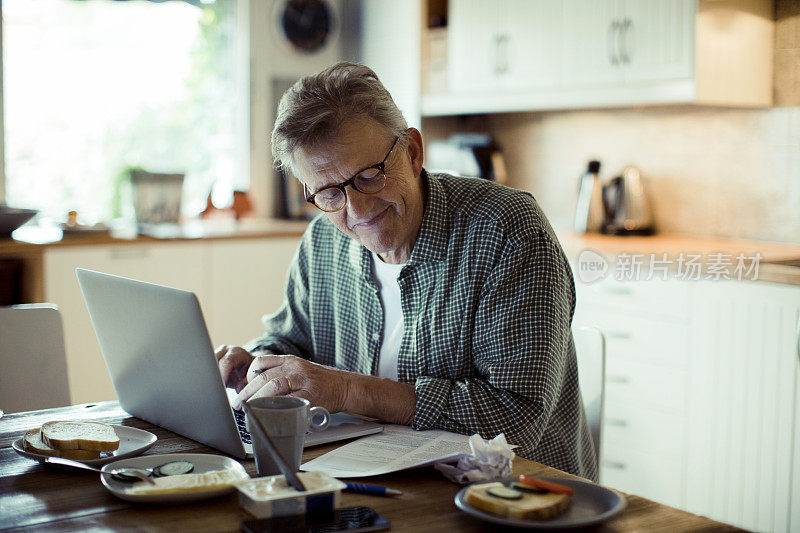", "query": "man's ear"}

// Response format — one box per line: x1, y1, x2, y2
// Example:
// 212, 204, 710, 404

405, 127, 424, 177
